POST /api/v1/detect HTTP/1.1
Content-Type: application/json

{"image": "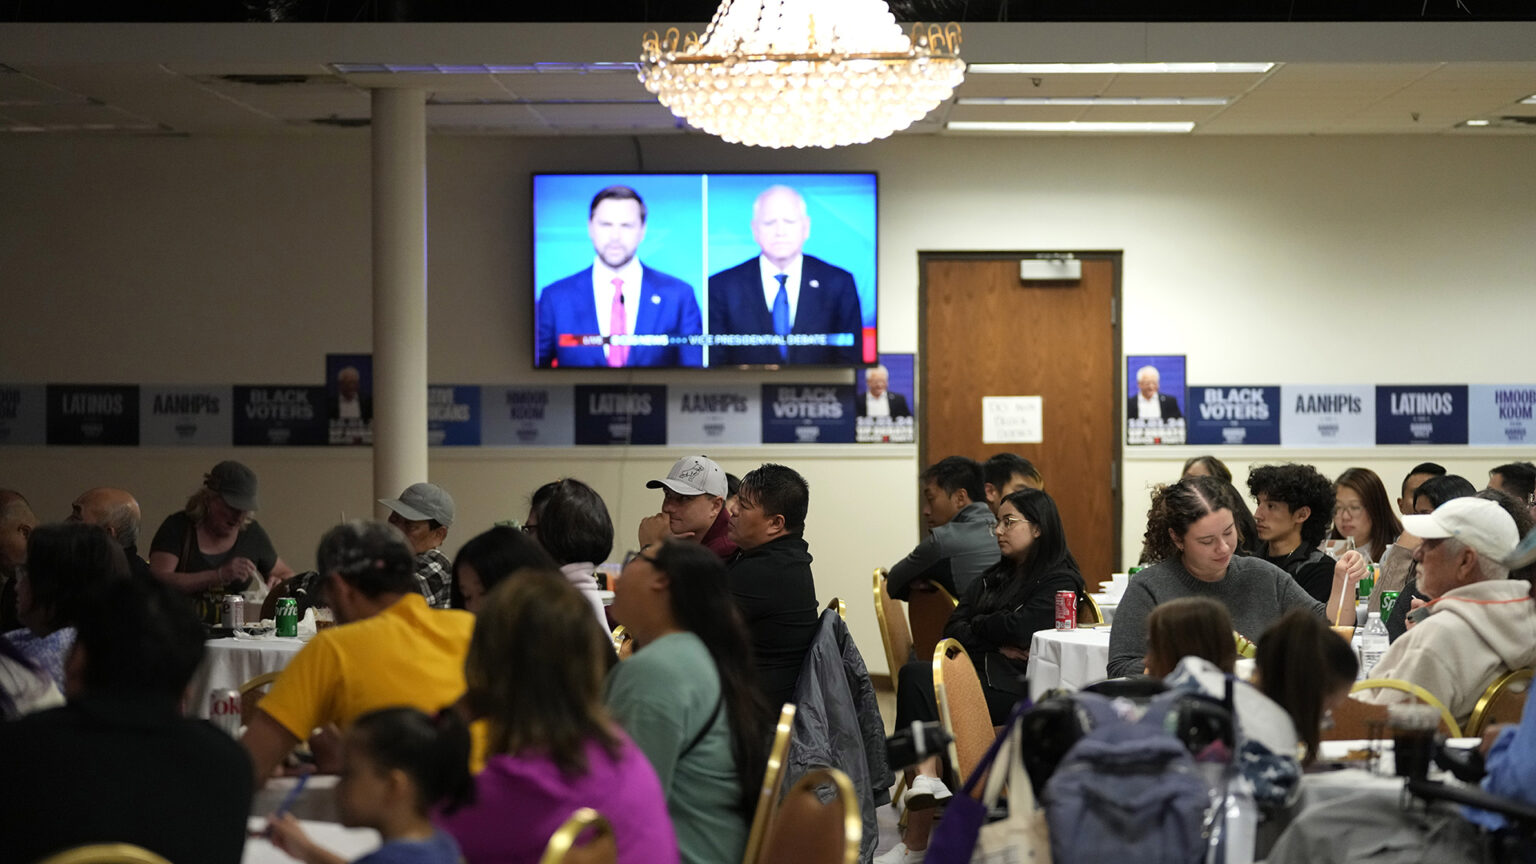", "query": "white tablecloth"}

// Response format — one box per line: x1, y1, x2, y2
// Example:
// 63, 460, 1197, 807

253, 775, 342, 821
243, 816, 378, 864
1027, 627, 1112, 700
187, 637, 306, 718
1089, 594, 1119, 624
